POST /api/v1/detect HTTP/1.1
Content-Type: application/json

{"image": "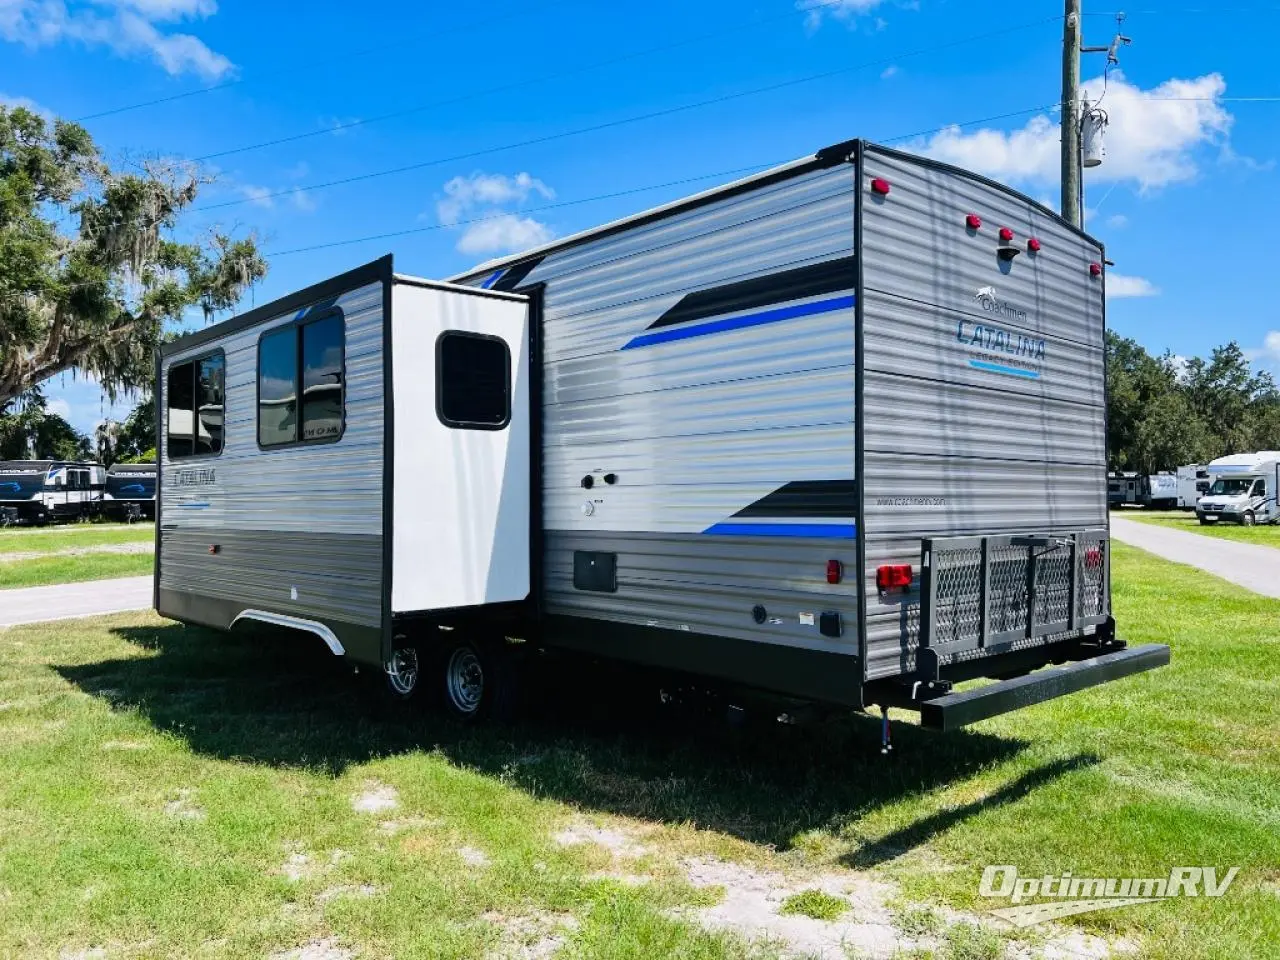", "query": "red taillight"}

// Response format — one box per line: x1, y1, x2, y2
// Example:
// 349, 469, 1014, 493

827, 559, 843, 584
870, 177, 891, 196
966, 213, 982, 230
1027, 237, 1042, 253
999, 226, 1015, 242
1090, 262, 1103, 277
1084, 546, 1103, 570
876, 564, 913, 591
209, 544, 220, 555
